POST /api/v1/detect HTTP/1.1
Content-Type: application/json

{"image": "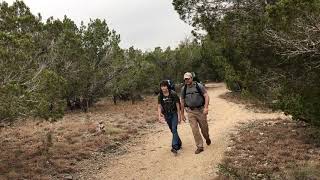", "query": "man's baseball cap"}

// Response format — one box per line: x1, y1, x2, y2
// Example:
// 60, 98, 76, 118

184, 72, 192, 79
